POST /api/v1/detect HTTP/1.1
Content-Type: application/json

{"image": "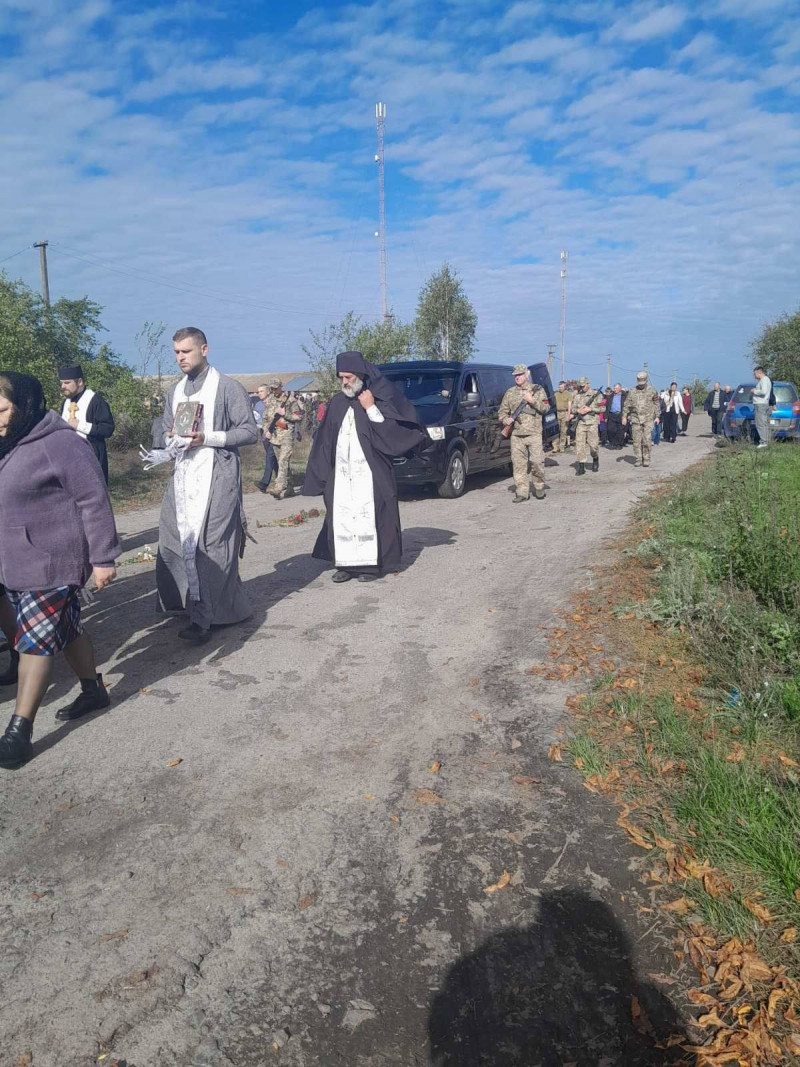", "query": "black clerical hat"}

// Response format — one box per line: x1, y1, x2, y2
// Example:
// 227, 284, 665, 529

58, 364, 84, 380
